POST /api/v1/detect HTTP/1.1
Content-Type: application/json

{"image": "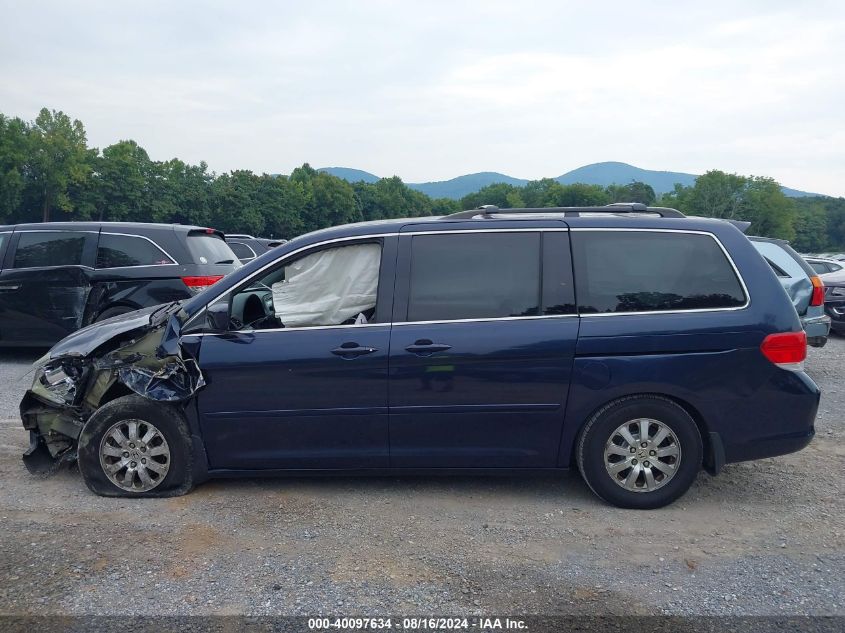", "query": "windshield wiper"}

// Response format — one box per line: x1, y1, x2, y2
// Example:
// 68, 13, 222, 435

215, 259, 235, 264
149, 301, 181, 326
